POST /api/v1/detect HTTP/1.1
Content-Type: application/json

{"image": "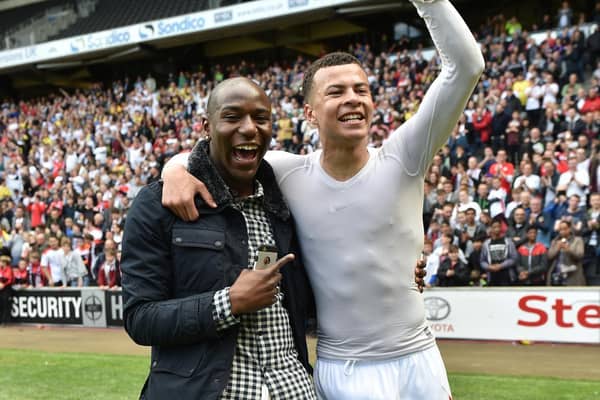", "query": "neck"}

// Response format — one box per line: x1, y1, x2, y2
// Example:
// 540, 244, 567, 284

320, 140, 369, 181
228, 180, 254, 198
